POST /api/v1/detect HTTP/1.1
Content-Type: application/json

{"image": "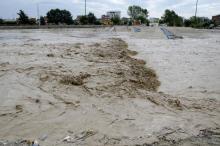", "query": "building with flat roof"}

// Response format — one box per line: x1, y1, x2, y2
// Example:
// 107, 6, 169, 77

212, 15, 220, 26
101, 15, 112, 25
149, 18, 159, 23
107, 11, 121, 19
